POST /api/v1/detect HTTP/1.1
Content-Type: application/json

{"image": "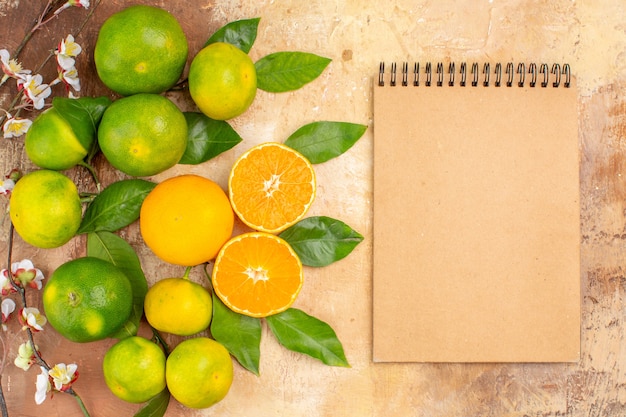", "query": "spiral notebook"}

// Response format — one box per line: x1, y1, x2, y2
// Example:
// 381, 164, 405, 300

372, 62, 580, 363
